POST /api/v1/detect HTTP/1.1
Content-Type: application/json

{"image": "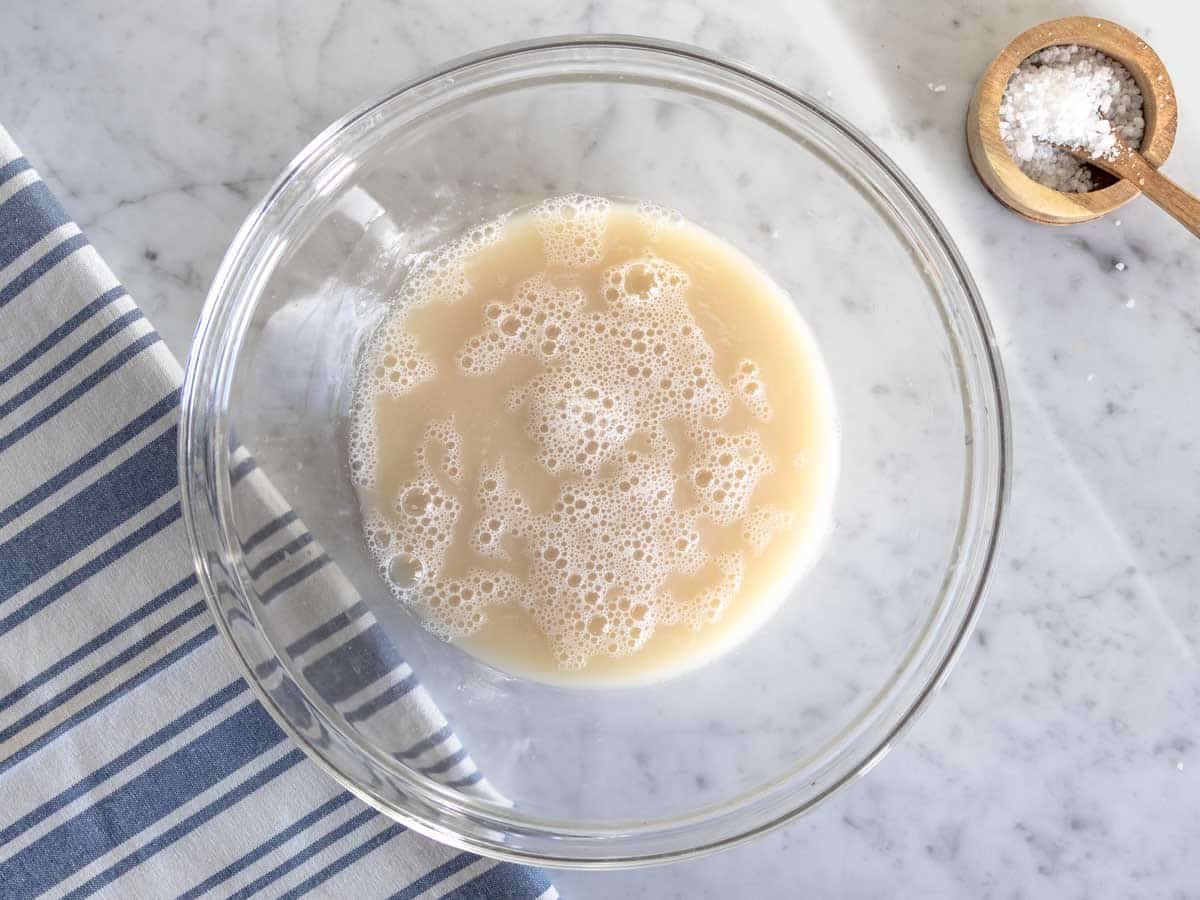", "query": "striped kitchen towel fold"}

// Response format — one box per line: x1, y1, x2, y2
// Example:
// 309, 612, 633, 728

0, 124, 555, 899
